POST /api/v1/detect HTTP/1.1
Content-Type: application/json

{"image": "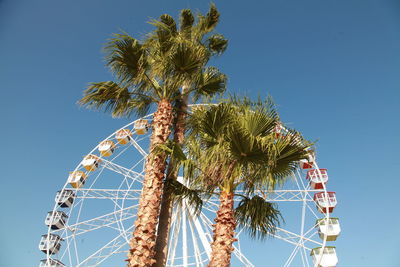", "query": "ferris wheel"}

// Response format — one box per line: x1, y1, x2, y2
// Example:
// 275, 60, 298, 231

39, 108, 340, 267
